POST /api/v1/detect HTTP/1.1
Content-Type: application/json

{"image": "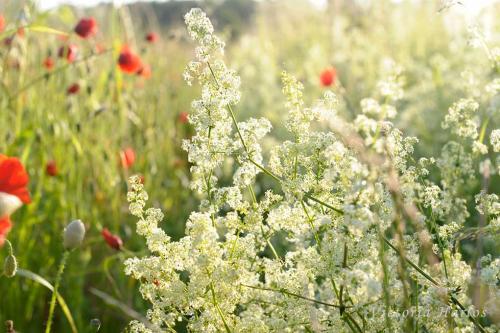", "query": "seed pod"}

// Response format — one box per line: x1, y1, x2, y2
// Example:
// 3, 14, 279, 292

63, 220, 86, 249
3, 253, 17, 278
5, 320, 16, 333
